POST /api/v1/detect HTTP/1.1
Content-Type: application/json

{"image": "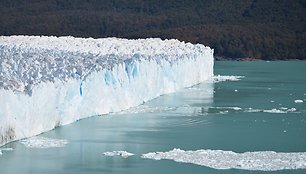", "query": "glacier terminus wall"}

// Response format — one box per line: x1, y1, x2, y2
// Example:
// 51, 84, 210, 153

0, 36, 214, 146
